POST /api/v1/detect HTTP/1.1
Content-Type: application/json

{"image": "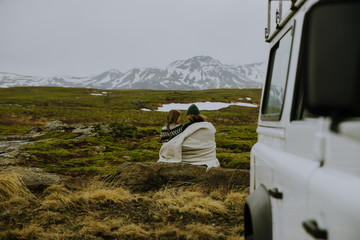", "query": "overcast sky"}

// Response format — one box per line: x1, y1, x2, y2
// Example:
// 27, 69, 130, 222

0, 0, 268, 77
